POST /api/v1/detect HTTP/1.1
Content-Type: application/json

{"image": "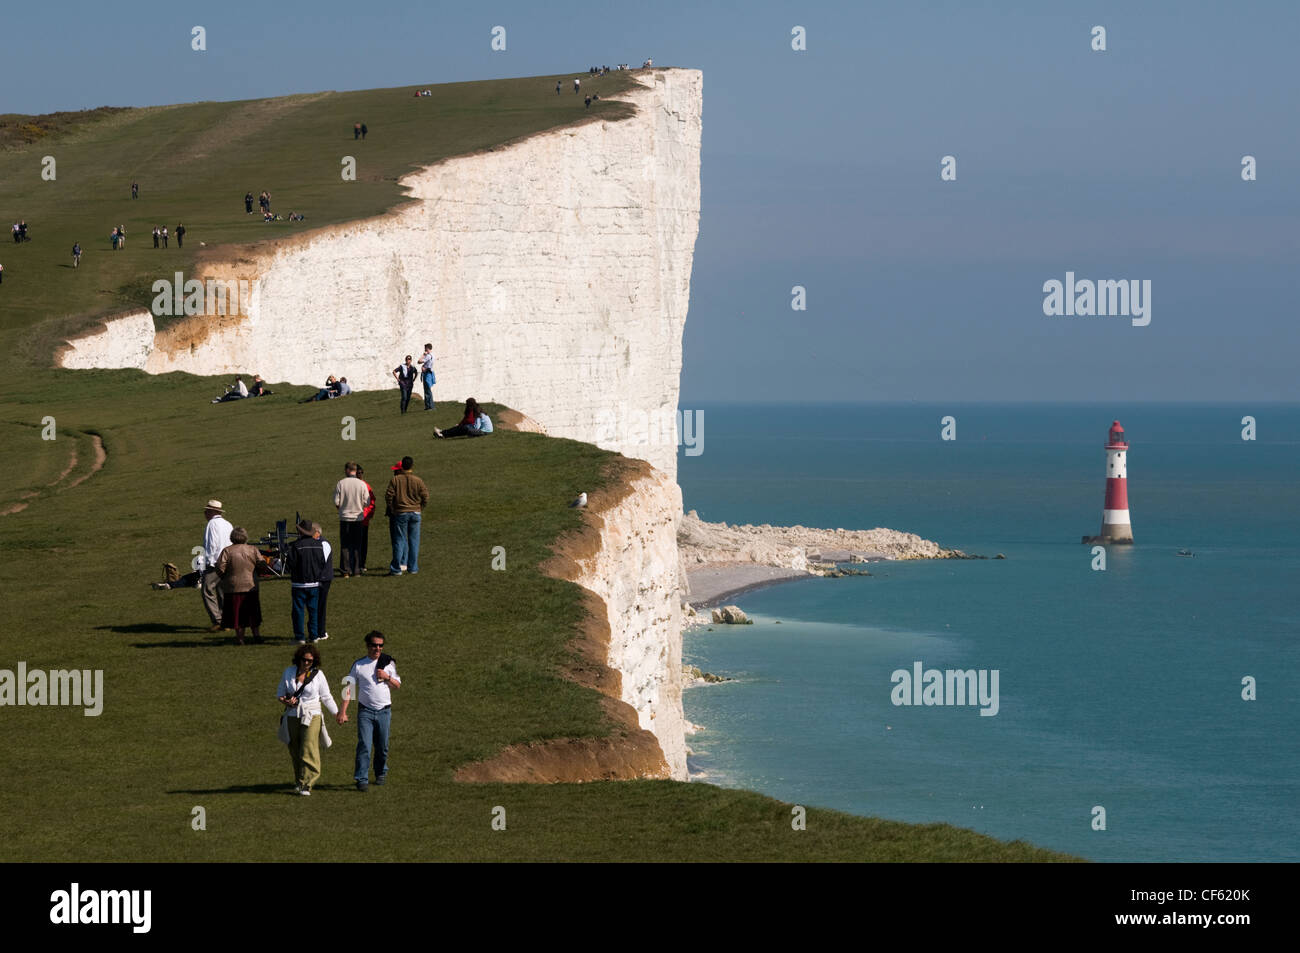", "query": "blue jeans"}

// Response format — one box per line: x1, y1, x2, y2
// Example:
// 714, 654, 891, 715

355, 705, 392, 783
389, 512, 421, 573
291, 586, 320, 640
421, 371, 435, 409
